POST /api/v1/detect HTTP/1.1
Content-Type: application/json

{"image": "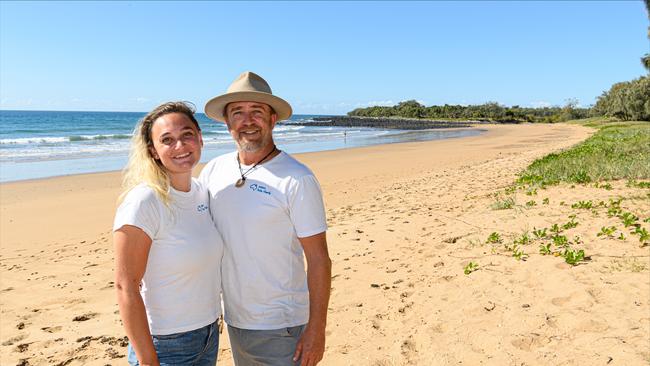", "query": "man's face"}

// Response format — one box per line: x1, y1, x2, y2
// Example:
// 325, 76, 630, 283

225, 101, 277, 153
